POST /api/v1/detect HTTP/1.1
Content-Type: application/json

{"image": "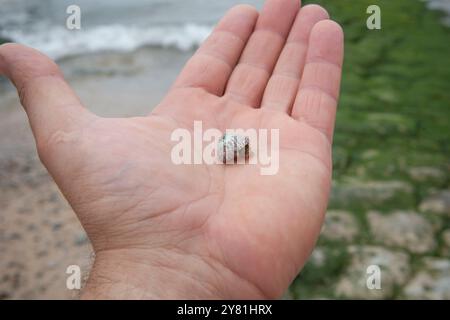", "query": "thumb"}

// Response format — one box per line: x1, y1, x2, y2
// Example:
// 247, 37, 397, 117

0, 43, 96, 160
